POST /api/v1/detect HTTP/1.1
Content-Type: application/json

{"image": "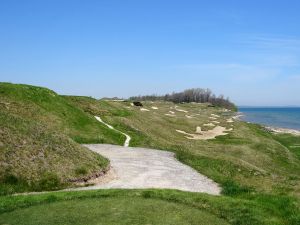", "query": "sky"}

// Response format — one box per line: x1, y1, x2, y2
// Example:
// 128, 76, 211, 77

1, 0, 300, 106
